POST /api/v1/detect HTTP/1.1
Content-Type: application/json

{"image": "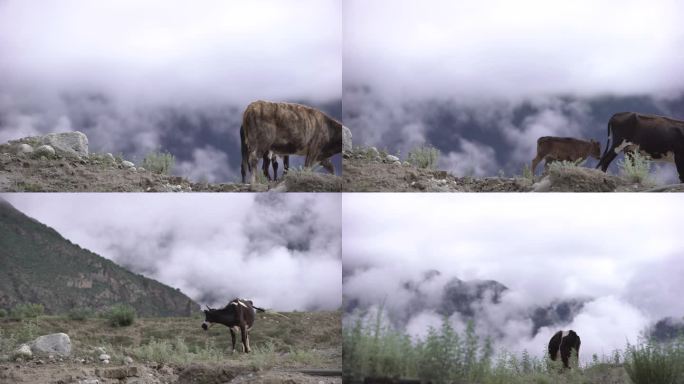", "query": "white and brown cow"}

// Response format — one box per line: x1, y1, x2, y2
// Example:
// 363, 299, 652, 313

201, 298, 265, 353
548, 330, 581, 369
531, 136, 601, 175
240, 100, 342, 184
596, 112, 684, 182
